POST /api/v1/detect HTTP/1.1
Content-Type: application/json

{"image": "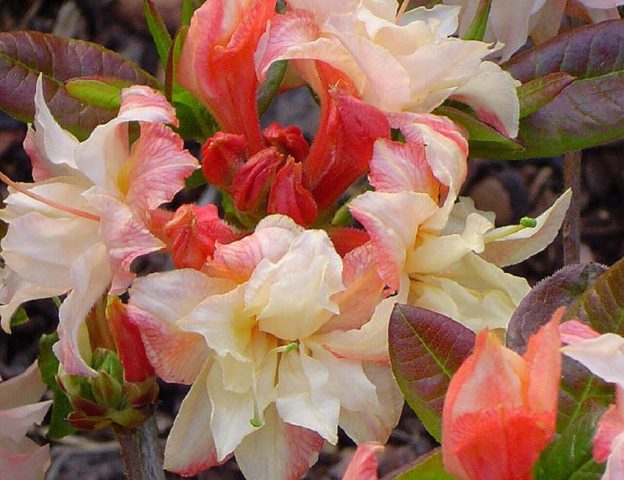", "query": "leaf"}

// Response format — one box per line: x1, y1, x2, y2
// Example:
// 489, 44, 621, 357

567, 256, 624, 334
144, 0, 173, 70
0, 31, 159, 139
65, 76, 132, 110
498, 19, 624, 159
257, 60, 287, 116
517, 72, 576, 119
185, 168, 207, 189
534, 409, 605, 480
506, 263, 613, 433
9, 307, 29, 328
38, 332, 76, 438
388, 304, 475, 441
181, 0, 203, 25
385, 449, 456, 480
462, 0, 491, 41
